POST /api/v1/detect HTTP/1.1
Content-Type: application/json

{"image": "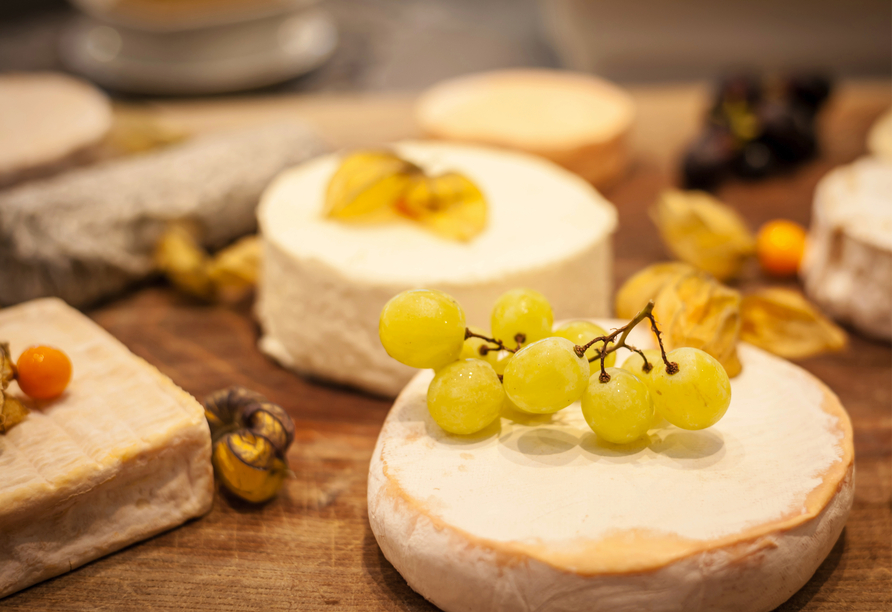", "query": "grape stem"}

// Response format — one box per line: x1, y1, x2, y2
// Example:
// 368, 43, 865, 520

464, 329, 520, 354
573, 300, 678, 383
